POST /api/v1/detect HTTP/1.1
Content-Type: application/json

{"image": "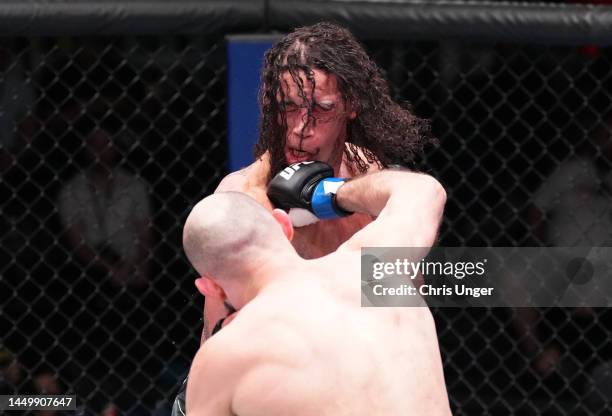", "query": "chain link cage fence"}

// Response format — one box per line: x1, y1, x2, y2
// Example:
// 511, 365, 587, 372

1, 2, 612, 415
